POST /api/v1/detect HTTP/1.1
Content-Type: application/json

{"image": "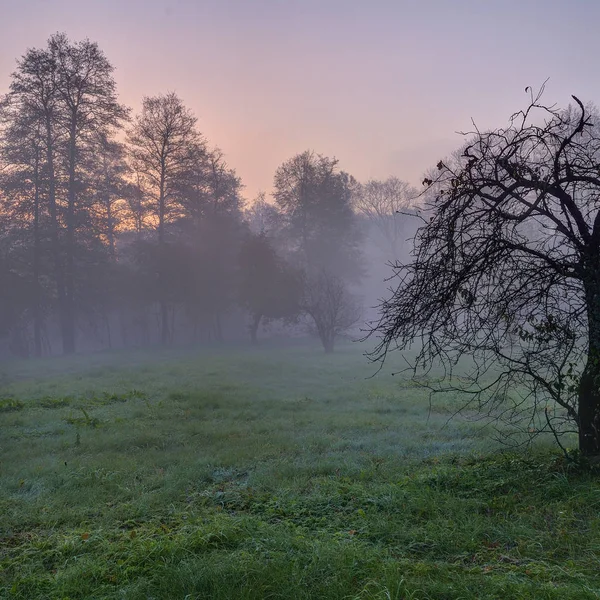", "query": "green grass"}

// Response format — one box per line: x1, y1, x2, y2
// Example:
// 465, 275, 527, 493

0, 340, 598, 599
